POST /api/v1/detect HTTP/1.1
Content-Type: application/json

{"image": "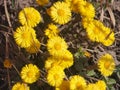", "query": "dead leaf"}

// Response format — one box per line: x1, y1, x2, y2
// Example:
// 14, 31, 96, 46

112, 1, 120, 11
106, 7, 116, 27
100, 8, 104, 22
